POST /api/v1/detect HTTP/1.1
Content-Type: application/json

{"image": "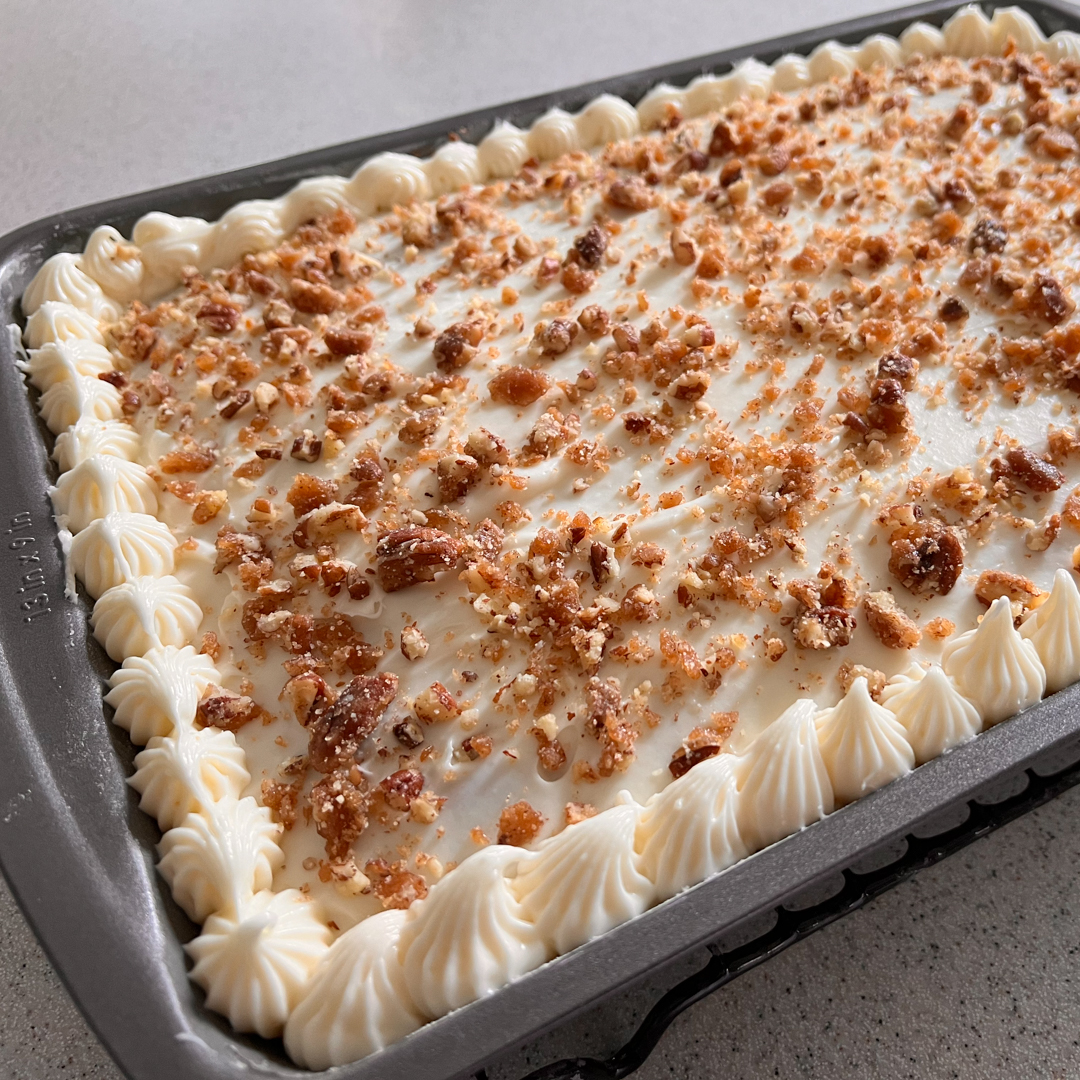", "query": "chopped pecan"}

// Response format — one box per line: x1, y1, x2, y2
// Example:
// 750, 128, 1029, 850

308, 672, 398, 773
863, 591, 921, 649
492, 367, 552, 408
261, 779, 301, 830
792, 606, 856, 650
364, 858, 428, 910
286, 473, 338, 518
990, 446, 1064, 493
413, 682, 460, 724
290, 278, 340, 314
578, 305, 611, 337
1027, 272, 1074, 325
325, 326, 373, 357
877, 352, 918, 390
437, 453, 481, 502
969, 218, 1007, 254
348, 452, 385, 513
377, 527, 461, 591
573, 225, 608, 269
398, 407, 443, 445
290, 429, 323, 462
887, 518, 964, 598
590, 541, 619, 584
974, 569, 1041, 610
497, 801, 545, 847
197, 685, 261, 731
197, 300, 240, 334
585, 676, 638, 776
668, 743, 722, 779
378, 768, 424, 812
605, 176, 656, 211
400, 623, 429, 661
281, 672, 333, 725
866, 378, 908, 435
393, 719, 425, 749
159, 444, 216, 474
310, 769, 368, 861
465, 428, 510, 467
432, 321, 483, 371
532, 319, 579, 356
